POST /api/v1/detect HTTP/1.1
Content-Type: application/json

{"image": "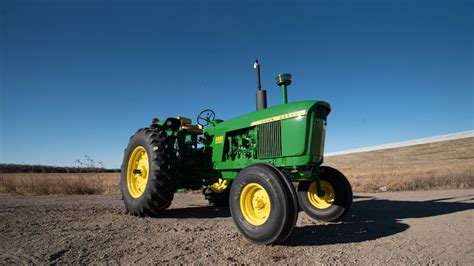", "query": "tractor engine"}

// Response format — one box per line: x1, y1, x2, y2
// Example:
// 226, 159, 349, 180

223, 129, 257, 161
